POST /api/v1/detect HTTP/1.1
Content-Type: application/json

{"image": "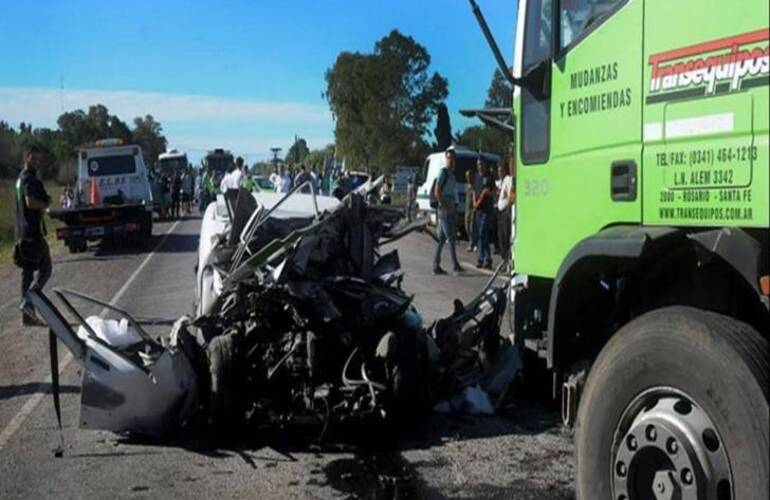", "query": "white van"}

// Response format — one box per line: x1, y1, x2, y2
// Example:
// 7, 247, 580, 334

416, 146, 501, 226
